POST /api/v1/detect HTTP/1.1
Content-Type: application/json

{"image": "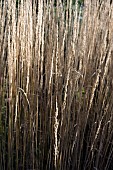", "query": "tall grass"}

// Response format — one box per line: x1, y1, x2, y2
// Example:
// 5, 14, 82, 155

0, 0, 113, 169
